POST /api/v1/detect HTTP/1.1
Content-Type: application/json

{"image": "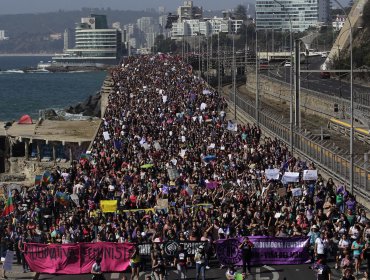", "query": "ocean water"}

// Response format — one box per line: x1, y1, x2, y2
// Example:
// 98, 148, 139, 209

0, 56, 108, 121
